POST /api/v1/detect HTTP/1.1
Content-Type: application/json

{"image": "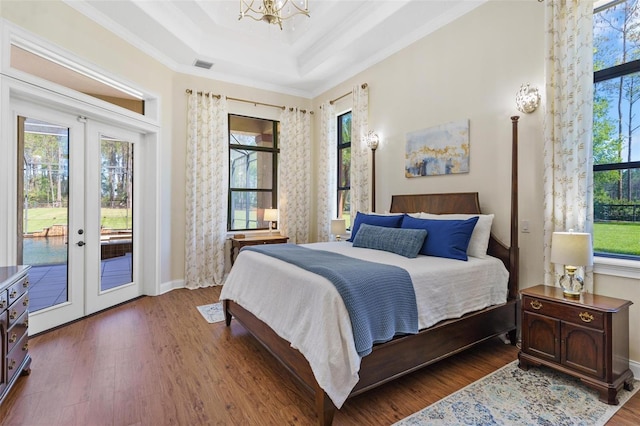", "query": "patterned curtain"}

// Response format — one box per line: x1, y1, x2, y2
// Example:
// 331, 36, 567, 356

184, 92, 229, 288
279, 107, 311, 244
350, 83, 370, 220
543, 1, 594, 291
317, 101, 337, 242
